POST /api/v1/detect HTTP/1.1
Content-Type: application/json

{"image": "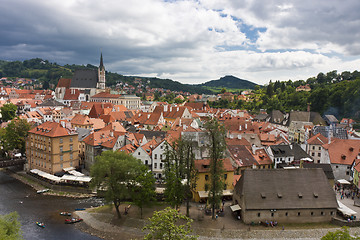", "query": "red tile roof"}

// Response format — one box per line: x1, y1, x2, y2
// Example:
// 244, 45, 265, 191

307, 133, 328, 145
324, 139, 360, 165
29, 121, 76, 138
56, 78, 71, 88
194, 158, 234, 173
